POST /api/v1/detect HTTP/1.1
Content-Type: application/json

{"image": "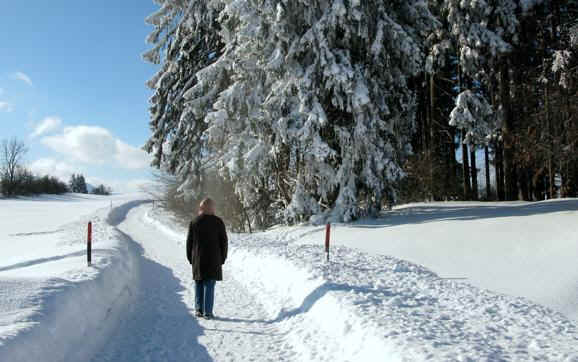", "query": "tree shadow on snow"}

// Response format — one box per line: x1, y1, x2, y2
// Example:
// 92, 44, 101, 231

203, 326, 278, 337
259, 282, 415, 325
0, 249, 109, 273
210, 316, 260, 323
349, 199, 578, 229
197, 284, 362, 327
